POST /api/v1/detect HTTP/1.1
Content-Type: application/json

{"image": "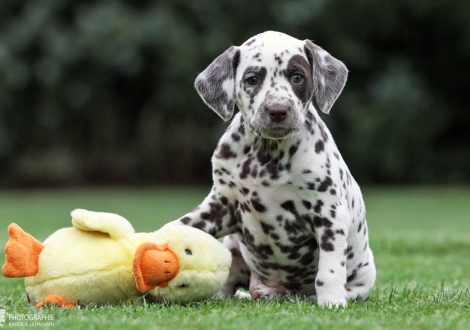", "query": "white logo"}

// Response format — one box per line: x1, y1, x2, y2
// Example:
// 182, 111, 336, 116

0, 309, 5, 328
0, 308, 55, 327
